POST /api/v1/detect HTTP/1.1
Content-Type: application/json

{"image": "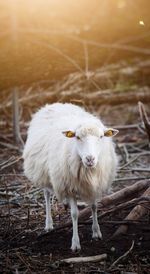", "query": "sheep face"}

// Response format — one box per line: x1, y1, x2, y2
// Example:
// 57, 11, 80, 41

75, 126, 103, 168
76, 134, 100, 168
63, 125, 118, 169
